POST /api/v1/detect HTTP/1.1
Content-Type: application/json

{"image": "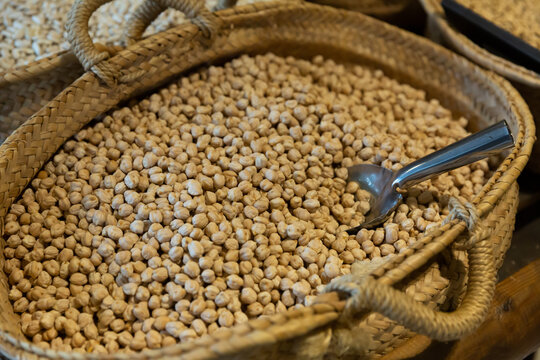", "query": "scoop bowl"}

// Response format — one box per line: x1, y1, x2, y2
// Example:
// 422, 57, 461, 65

345, 164, 403, 234
344, 120, 514, 235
